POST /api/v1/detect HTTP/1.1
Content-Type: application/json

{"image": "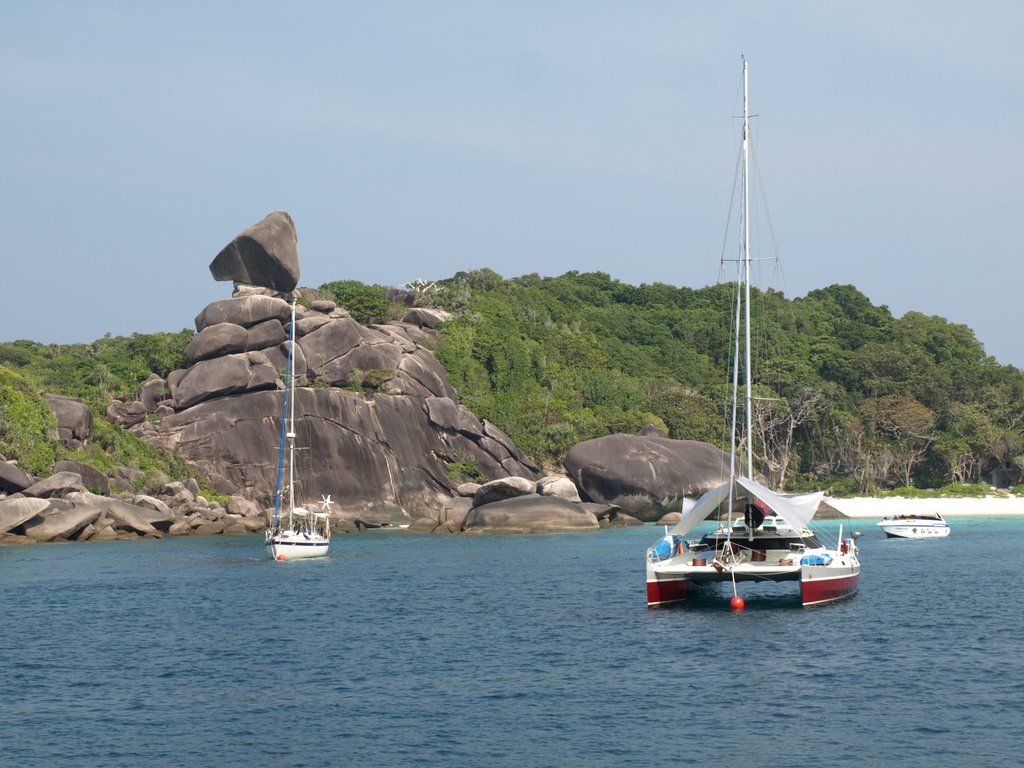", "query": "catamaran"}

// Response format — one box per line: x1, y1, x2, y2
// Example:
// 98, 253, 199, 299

265, 300, 332, 560
645, 58, 860, 608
